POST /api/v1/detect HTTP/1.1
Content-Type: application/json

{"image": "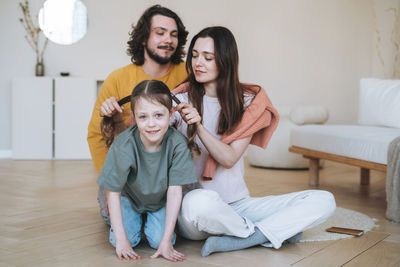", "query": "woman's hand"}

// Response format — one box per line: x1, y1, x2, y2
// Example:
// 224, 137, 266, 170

176, 102, 201, 125
115, 238, 141, 260
100, 96, 124, 117
150, 240, 185, 262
